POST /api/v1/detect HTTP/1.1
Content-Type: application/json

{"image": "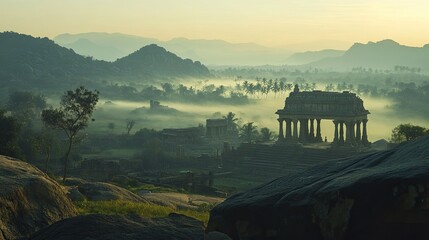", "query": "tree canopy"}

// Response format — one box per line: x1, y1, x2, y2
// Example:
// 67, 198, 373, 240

0, 110, 21, 157
42, 86, 99, 181
390, 123, 429, 143
240, 122, 259, 143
